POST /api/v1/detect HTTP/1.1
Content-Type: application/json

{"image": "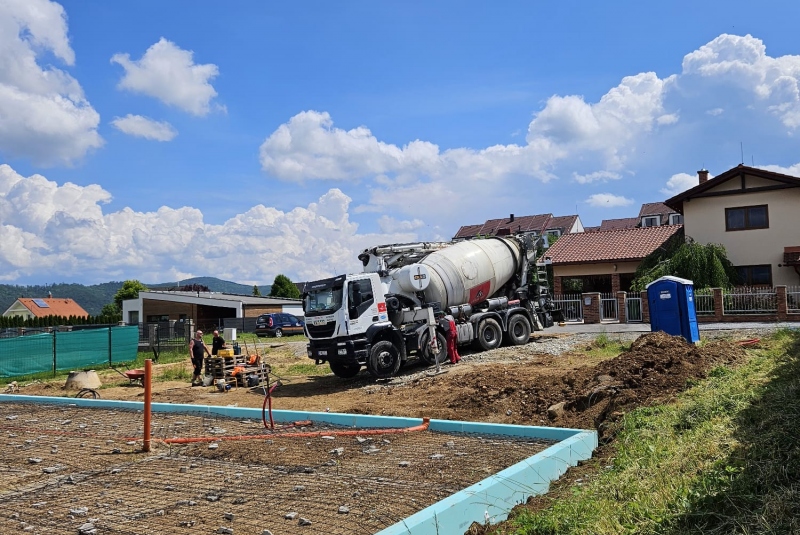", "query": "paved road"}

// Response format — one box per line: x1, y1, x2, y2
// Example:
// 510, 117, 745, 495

550, 320, 800, 334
